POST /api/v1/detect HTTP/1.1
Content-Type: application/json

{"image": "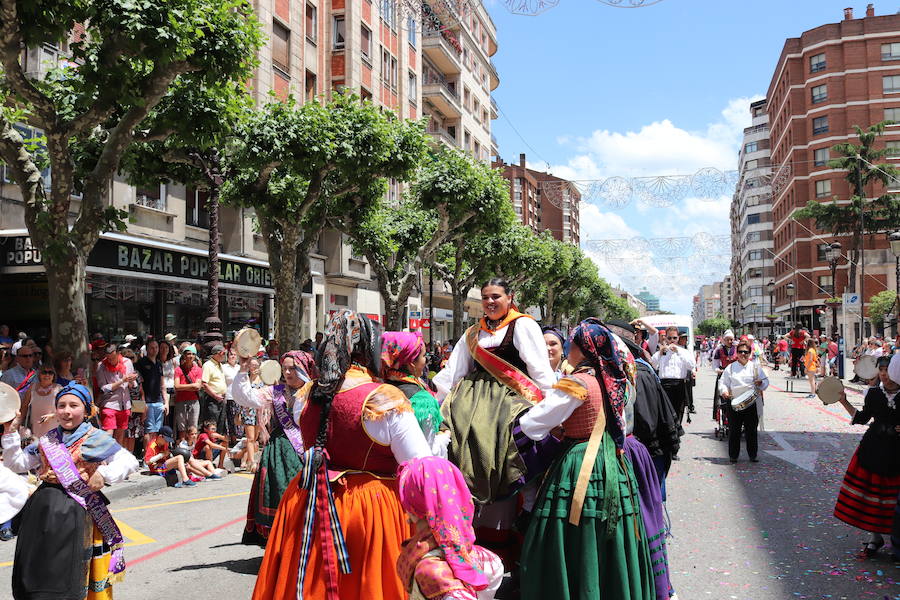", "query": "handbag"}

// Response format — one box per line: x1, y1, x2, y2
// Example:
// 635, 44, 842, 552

131, 399, 147, 414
